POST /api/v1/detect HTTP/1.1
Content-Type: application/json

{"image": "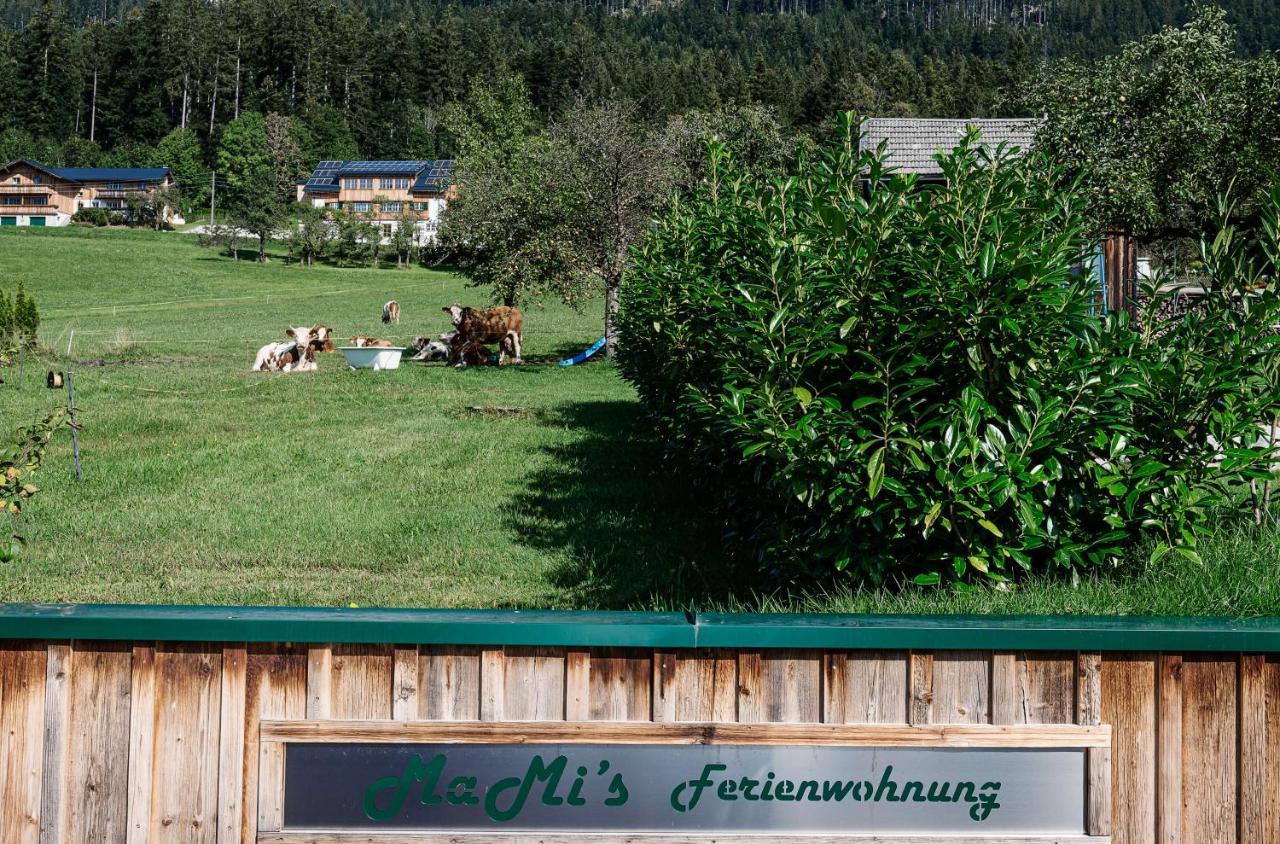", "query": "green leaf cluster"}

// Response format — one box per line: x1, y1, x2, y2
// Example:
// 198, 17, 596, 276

1, 407, 68, 563
618, 113, 1280, 586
